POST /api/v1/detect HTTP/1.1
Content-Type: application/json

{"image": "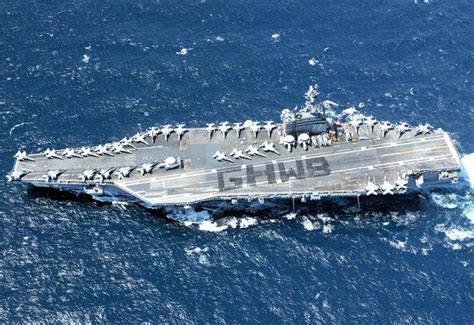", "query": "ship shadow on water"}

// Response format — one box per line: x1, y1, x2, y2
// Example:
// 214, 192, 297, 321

149, 193, 432, 224
27, 185, 101, 205
25, 185, 429, 223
